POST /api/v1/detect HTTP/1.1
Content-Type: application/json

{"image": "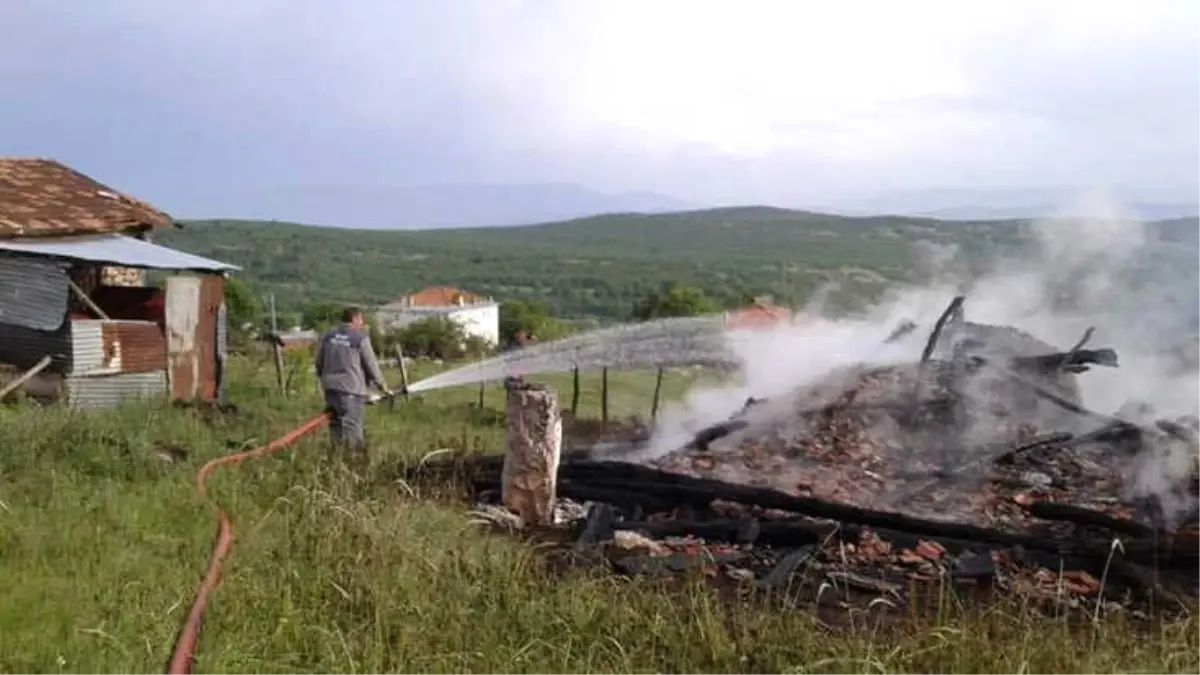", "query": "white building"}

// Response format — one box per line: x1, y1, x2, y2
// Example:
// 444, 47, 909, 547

375, 285, 500, 345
